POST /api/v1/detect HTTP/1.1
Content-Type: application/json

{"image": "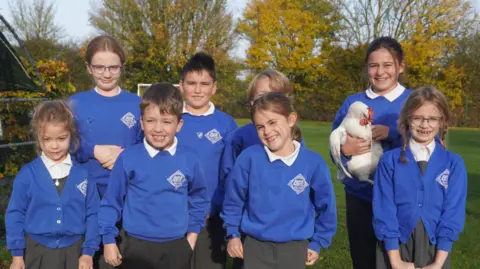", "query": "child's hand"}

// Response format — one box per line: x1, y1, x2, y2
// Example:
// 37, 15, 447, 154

10, 257, 25, 269
104, 243, 122, 267
372, 125, 389, 141
78, 255, 93, 269
341, 134, 371, 156
94, 145, 123, 170
186, 232, 198, 250
391, 260, 416, 269
227, 238, 243, 259
306, 249, 319, 266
